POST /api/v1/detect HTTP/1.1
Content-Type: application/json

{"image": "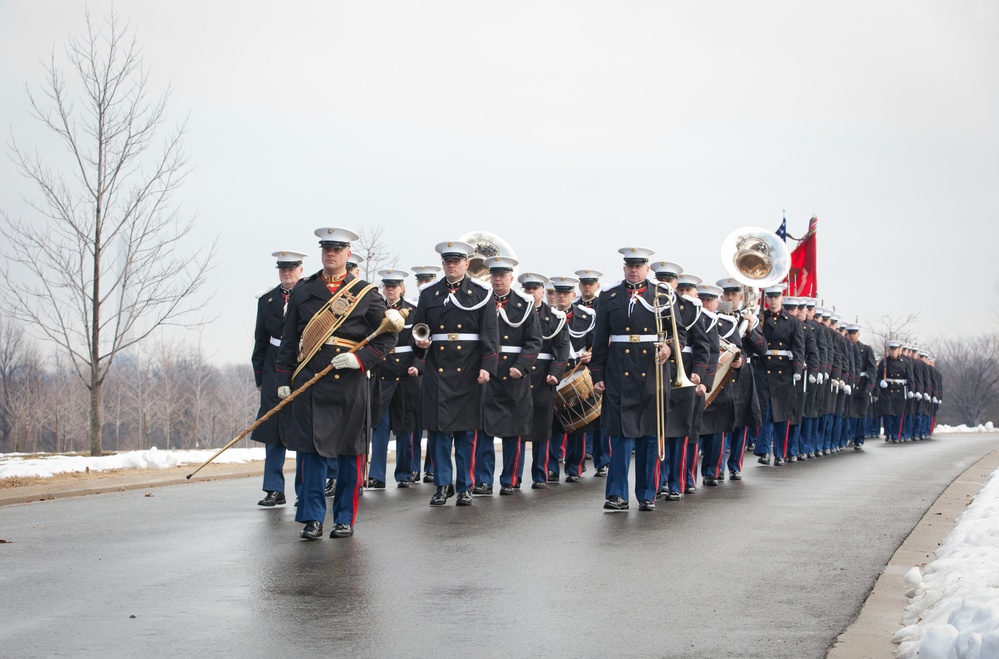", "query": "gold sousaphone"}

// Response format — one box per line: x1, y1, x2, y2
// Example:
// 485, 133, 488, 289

705, 227, 791, 407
